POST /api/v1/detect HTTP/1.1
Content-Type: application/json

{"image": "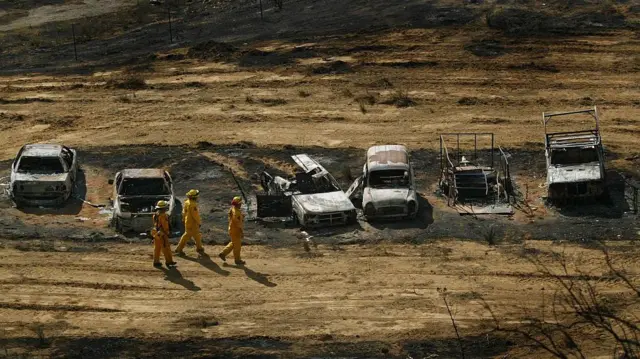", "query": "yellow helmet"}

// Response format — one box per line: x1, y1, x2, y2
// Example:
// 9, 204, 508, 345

186, 189, 200, 198
155, 200, 169, 210
231, 196, 242, 205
